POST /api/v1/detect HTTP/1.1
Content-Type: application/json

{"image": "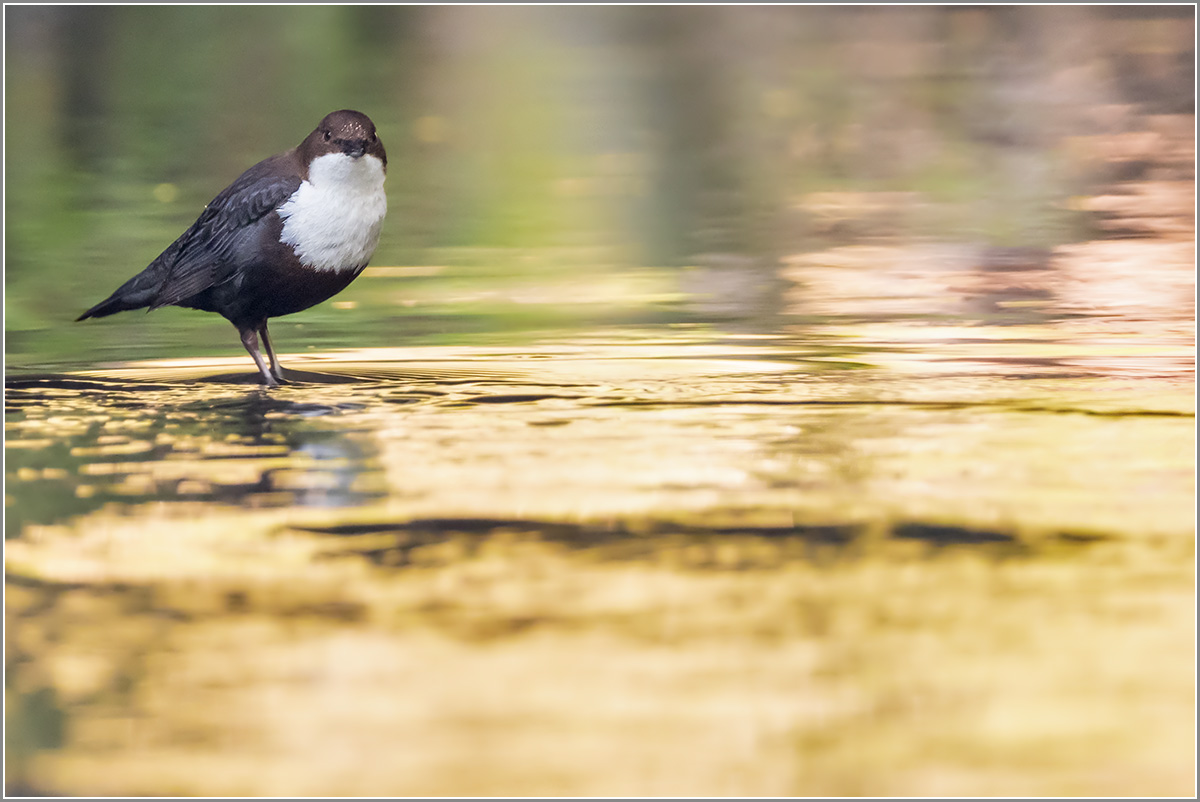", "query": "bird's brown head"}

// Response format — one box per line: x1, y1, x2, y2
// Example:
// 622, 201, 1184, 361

299, 110, 386, 168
